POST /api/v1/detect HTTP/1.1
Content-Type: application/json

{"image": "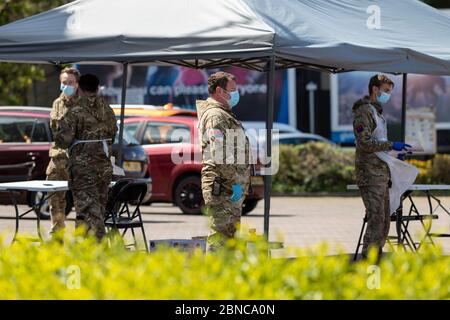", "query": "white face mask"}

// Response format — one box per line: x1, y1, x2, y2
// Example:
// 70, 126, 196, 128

60, 83, 76, 96
377, 91, 391, 104
221, 89, 240, 108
